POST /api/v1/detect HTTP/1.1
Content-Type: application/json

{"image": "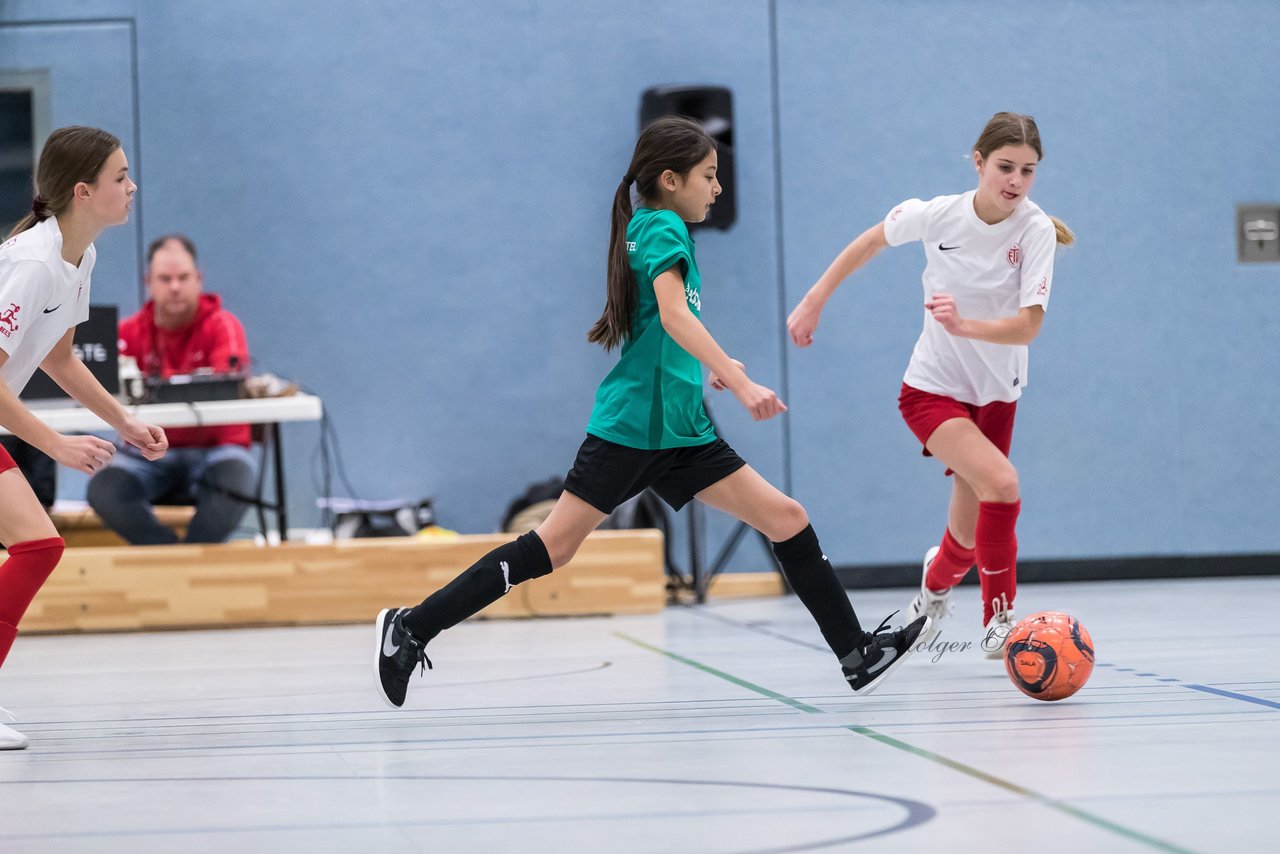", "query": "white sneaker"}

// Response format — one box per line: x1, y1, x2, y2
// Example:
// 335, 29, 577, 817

905, 546, 953, 646
980, 593, 1016, 660
0, 707, 28, 750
